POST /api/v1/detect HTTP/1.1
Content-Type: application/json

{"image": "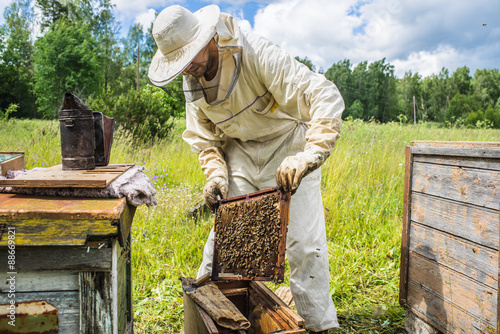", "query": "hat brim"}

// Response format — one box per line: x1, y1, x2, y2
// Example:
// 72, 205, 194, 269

148, 5, 220, 87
